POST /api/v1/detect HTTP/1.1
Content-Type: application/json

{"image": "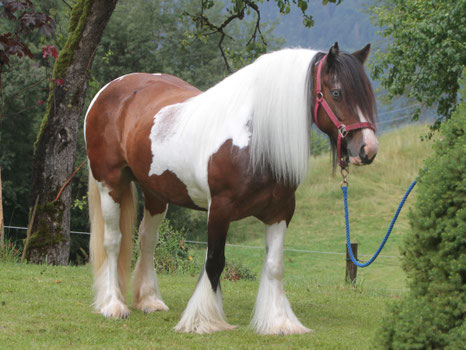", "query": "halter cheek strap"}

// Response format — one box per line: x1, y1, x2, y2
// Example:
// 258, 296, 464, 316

314, 54, 376, 168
